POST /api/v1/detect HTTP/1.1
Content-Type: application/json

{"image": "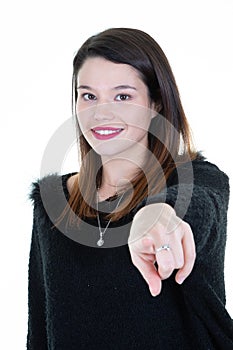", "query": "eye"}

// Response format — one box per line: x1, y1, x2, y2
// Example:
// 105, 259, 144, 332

115, 94, 131, 101
82, 93, 97, 101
